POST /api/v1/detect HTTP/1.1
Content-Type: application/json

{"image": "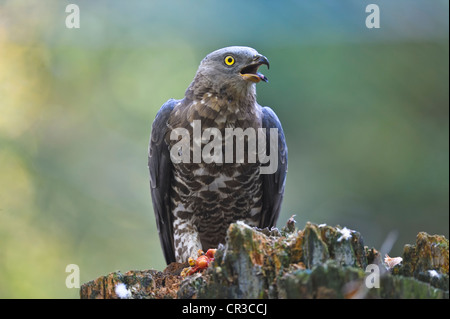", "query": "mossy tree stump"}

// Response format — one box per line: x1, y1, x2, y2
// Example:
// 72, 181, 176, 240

80, 219, 449, 299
